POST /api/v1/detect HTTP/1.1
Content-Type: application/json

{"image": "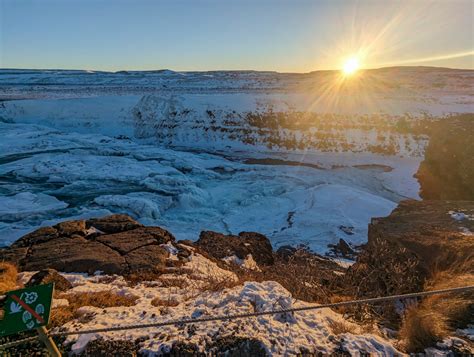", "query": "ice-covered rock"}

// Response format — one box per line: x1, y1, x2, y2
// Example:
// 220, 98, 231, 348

0, 192, 68, 221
